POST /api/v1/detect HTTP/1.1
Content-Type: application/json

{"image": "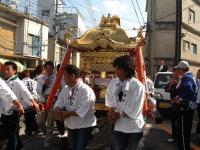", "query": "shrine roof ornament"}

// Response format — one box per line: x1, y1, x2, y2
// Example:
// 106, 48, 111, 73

69, 14, 142, 52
